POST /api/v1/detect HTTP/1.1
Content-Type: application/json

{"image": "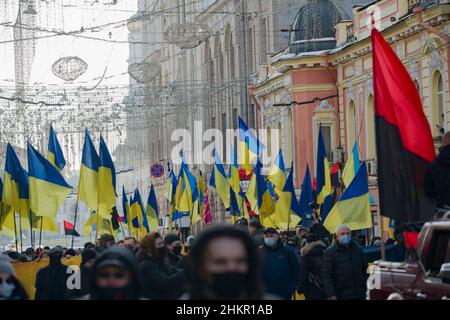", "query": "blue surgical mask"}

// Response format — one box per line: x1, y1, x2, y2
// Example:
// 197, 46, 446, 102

338, 235, 351, 246
264, 237, 277, 248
